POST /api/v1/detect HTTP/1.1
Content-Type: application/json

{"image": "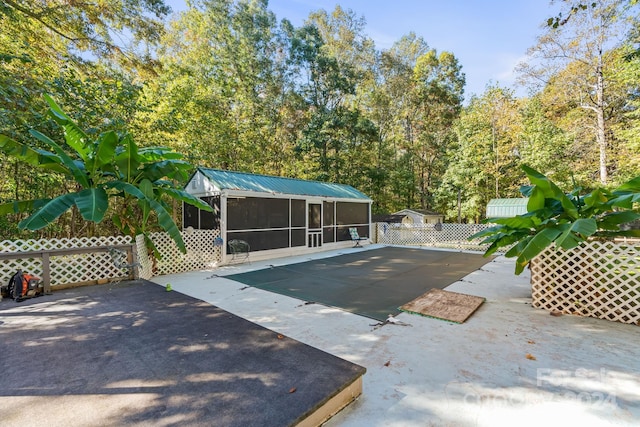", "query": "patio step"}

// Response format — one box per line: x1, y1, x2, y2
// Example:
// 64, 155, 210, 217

296, 375, 364, 426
